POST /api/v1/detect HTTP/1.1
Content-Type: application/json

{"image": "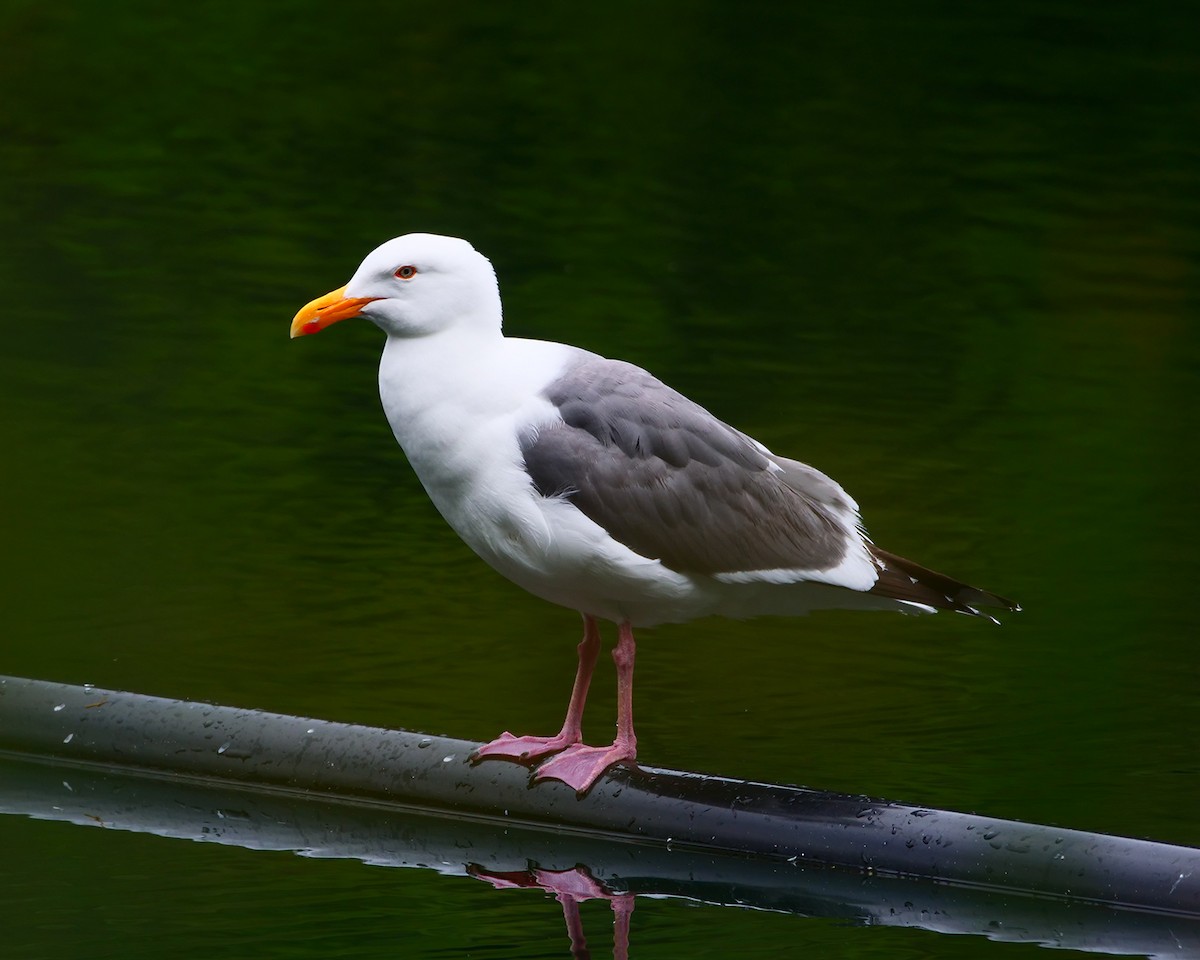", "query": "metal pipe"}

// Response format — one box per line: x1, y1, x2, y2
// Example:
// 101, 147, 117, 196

1, 674, 1196, 920
3, 752, 1198, 957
